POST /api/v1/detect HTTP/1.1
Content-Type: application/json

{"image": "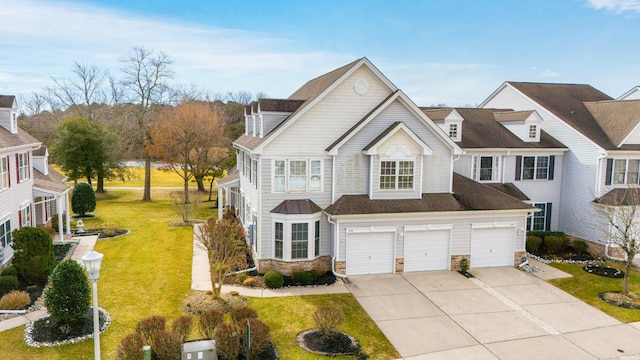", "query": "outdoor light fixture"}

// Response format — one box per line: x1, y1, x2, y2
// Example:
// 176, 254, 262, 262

82, 250, 104, 360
